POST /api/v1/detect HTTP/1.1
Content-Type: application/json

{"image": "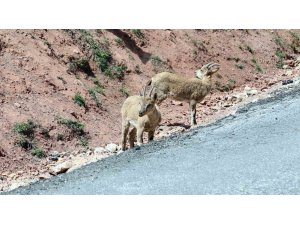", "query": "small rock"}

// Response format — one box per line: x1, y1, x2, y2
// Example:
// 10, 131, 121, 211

261, 86, 268, 91
244, 86, 251, 92
282, 80, 293, 85
49, 151, 60, 157
8, 173, 17, 179
285, 70, 293, 76
223, 103, 233, 108
284, 60, 294, 67
14, 102, 21, 108
249, 89, 258, 95
95, 147, 106, 154
49, 151, 60, 161
72, 48, 80, 54
268, 80, 277, 86
282, 65, 289, 69
39, 173, 51, 180
49, 156, 59, 161
31, 171, 39, 176
244, 87, 258, 96
105, 143, 118, 152
50, 161, 73, 175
